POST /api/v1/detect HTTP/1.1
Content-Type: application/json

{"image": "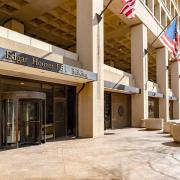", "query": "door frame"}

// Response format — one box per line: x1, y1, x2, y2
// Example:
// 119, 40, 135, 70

53, 97, 67, 139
